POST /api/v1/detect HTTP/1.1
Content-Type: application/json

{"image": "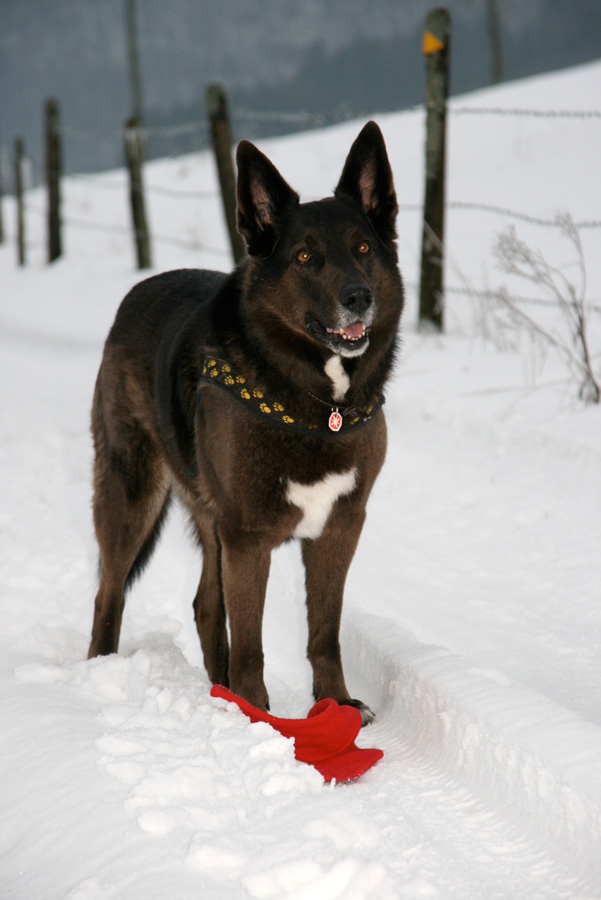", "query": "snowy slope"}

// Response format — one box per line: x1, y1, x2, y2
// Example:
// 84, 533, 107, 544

1, 61, 600, 899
